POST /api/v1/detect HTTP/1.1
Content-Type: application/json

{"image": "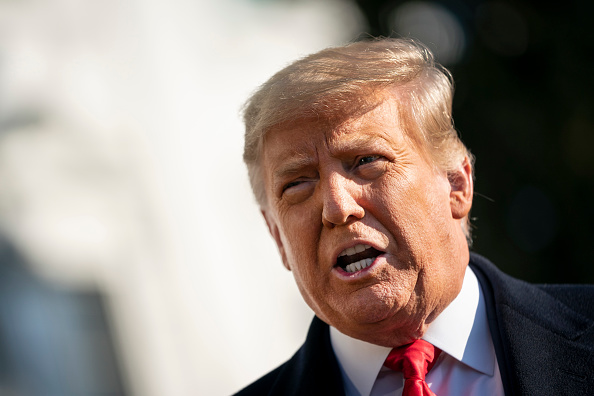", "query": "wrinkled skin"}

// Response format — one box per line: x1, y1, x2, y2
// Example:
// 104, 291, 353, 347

260, 95, 473, 347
